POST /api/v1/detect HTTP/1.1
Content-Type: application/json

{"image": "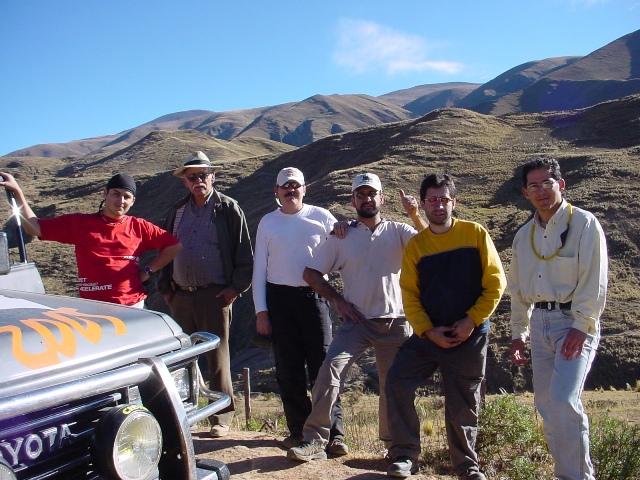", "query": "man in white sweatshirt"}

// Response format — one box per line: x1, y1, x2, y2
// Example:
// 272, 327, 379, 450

252, 167, 344, 453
